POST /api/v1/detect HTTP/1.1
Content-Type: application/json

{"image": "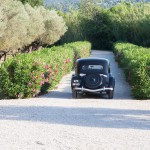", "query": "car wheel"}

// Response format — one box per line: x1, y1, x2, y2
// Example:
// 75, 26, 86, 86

108, 88, 114, 99
108, 76, 115, 99
72, 89, 78, 99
